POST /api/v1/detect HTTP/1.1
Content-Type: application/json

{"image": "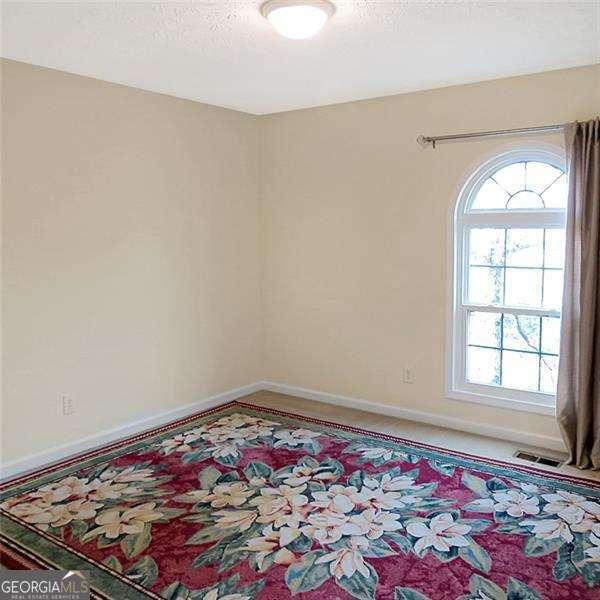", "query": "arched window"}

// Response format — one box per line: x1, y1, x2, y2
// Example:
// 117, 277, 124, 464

449, 149, 567, 414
